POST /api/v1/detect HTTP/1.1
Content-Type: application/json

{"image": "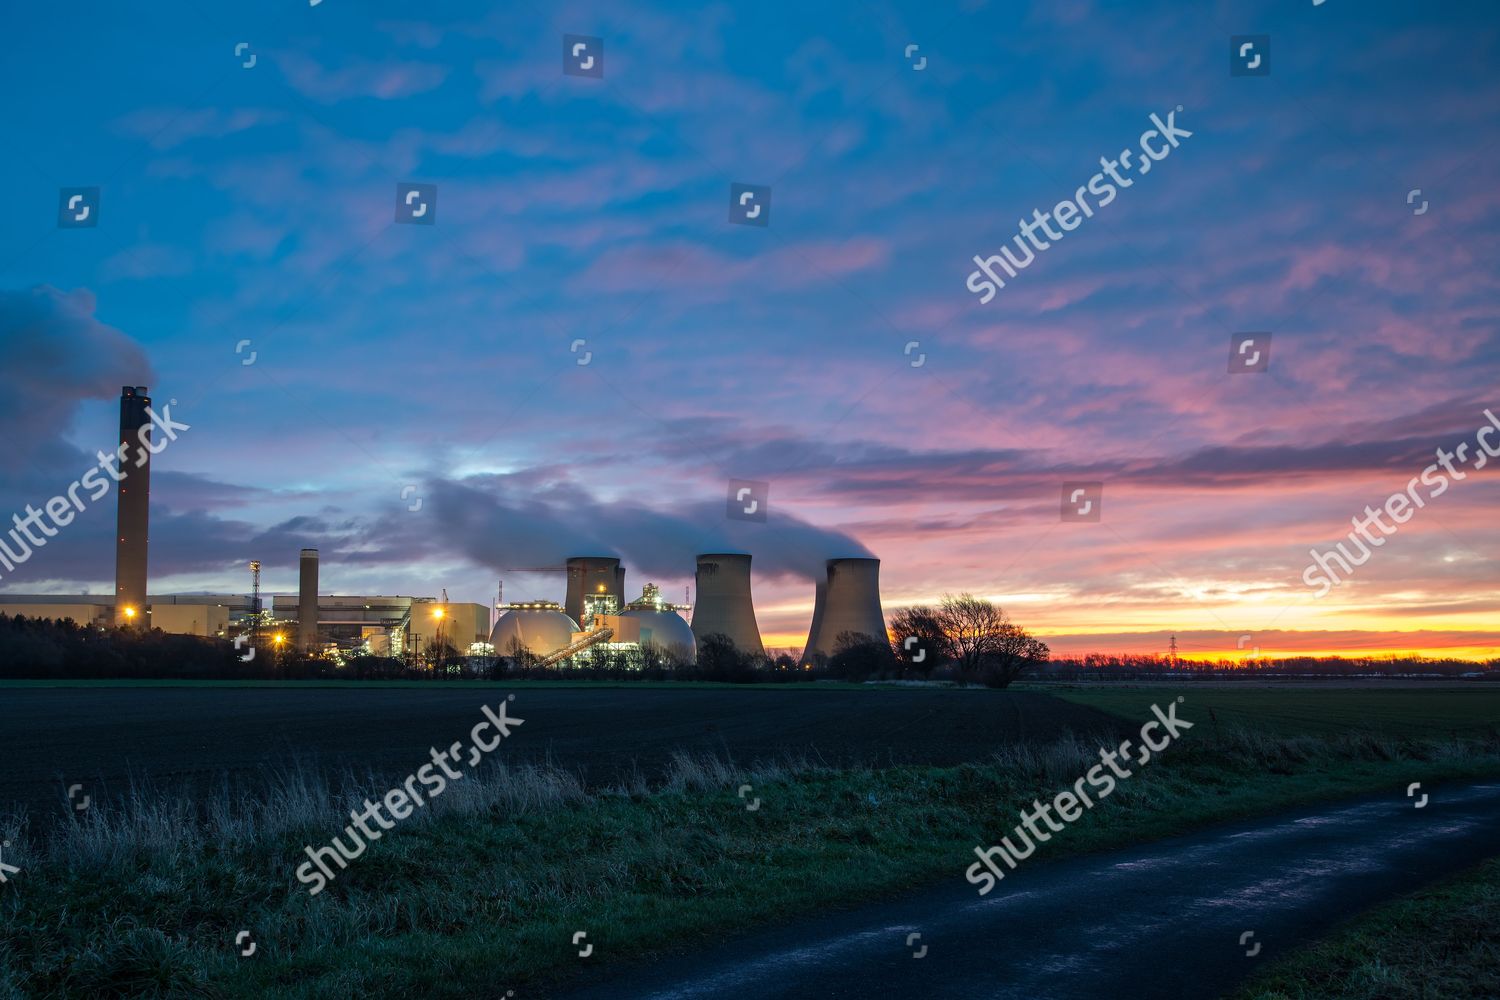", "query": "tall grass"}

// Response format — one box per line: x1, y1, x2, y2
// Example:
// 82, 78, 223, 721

7, 728, 1495, 893
7, 752, 817, 877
